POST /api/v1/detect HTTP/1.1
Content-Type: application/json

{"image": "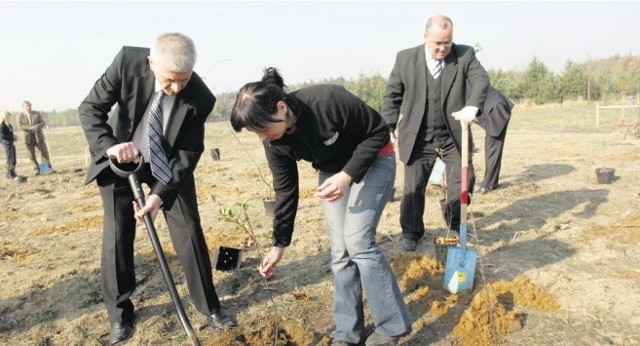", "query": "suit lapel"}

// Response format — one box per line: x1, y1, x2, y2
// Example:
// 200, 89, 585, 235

416, 45, 427, 105
133, 68, 156, 134
441, 47, 458, 106
165, 95, 187, 148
